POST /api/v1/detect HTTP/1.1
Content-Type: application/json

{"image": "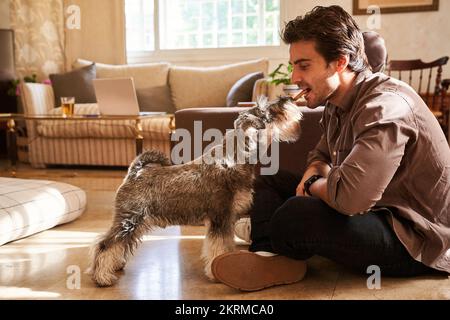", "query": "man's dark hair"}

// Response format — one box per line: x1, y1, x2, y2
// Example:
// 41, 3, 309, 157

282, 5, 369, 73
